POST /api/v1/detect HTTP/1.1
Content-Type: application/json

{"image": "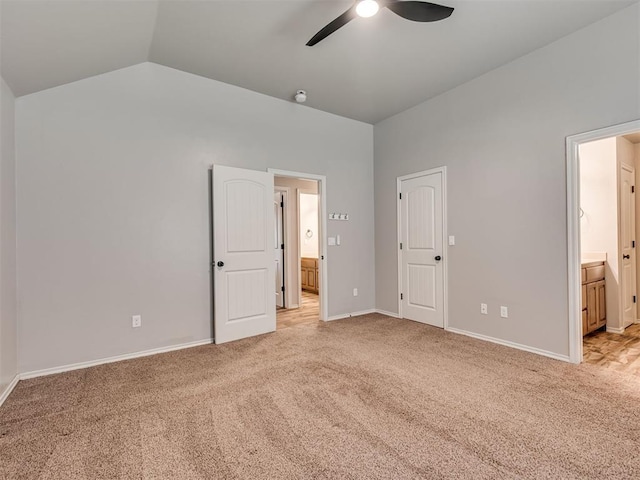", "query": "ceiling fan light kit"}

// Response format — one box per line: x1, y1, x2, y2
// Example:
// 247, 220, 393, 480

356, 0, 380, 18
306, 0, 454, 46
